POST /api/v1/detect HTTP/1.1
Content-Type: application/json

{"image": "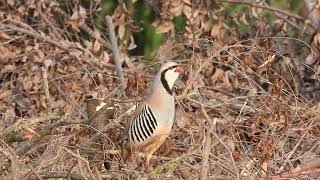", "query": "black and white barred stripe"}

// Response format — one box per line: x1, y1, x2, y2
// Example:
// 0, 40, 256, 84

129, 105, 158, 143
